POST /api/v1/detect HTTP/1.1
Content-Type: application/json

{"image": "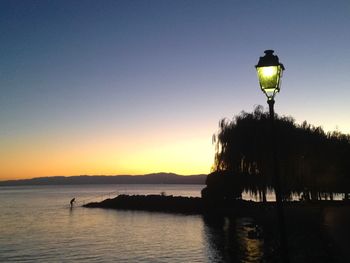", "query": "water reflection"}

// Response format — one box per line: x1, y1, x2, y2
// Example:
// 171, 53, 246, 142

203, 216, 264, 263
69, 206, 74, 216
